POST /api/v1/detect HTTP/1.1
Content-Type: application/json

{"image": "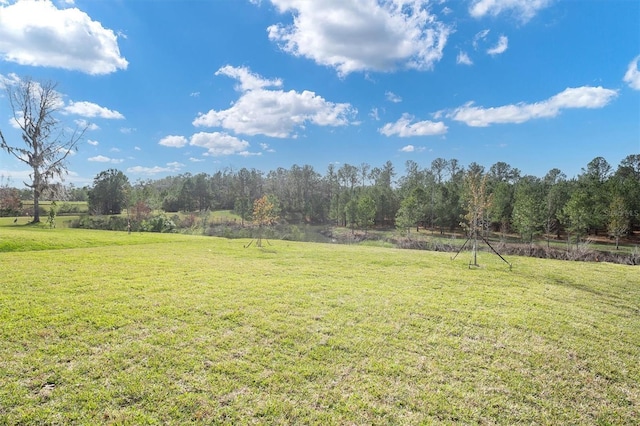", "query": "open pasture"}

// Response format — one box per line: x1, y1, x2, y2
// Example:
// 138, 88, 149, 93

0, 227, 638, 424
